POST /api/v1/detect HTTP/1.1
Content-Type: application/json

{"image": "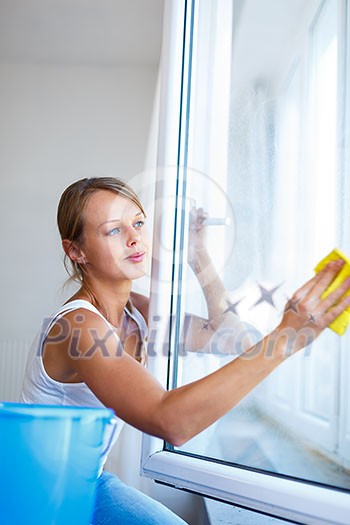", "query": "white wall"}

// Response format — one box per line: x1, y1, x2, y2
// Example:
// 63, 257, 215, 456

0, 61, 157, 342
0, 59, 157, 399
